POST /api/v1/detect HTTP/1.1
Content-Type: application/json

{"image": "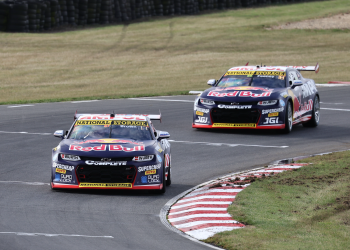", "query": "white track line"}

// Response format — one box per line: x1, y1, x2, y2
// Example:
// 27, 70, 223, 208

320, 102, 343, 105
177, 195, 236, 203
0, 232, 113, 238
71, 100, 99, 103
168, 140, 288, 149
0, 131, 51, 135
174, 220, 239, 229
0, 181, 50, 186
321, 108, 350, 112
128, 98, 194, 103
169, 208, 228, 215
186, 227, 242, 240
172, 201, 232, 209
7, 105, 34, 108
